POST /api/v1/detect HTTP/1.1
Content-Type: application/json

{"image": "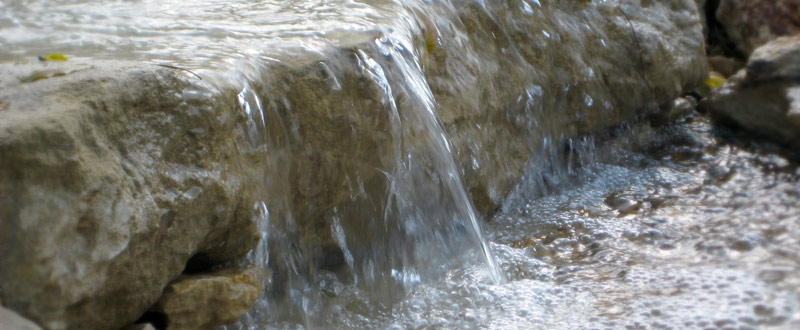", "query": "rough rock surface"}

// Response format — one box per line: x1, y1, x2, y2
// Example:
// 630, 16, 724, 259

427, 0, 707, 214
716, 0, 800, 56
0, 62, 262, 330
694, 0, 707, 37
0, 1, 707, 329
252, 0, 708, 259
707, 36, 800, 146
0, 307, 42, 330
154, 267, 264, 330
